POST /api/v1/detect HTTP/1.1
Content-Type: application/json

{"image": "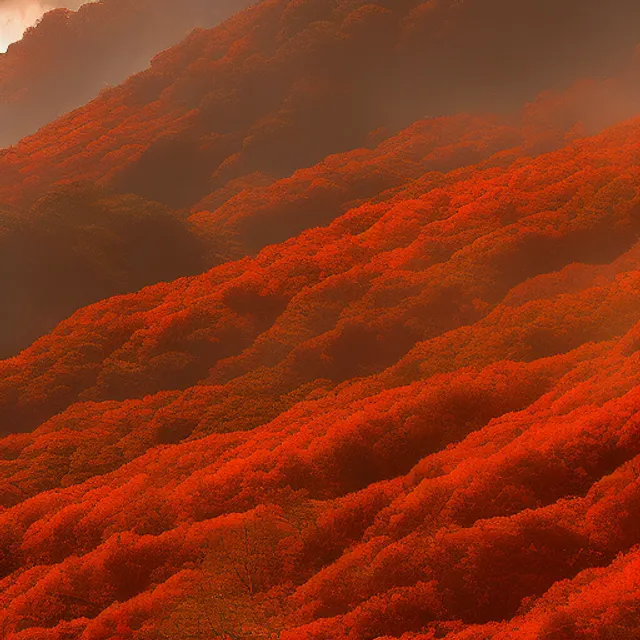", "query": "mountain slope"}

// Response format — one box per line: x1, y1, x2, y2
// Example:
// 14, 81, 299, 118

1, 0, 639, 364
1, 113, 640, 639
